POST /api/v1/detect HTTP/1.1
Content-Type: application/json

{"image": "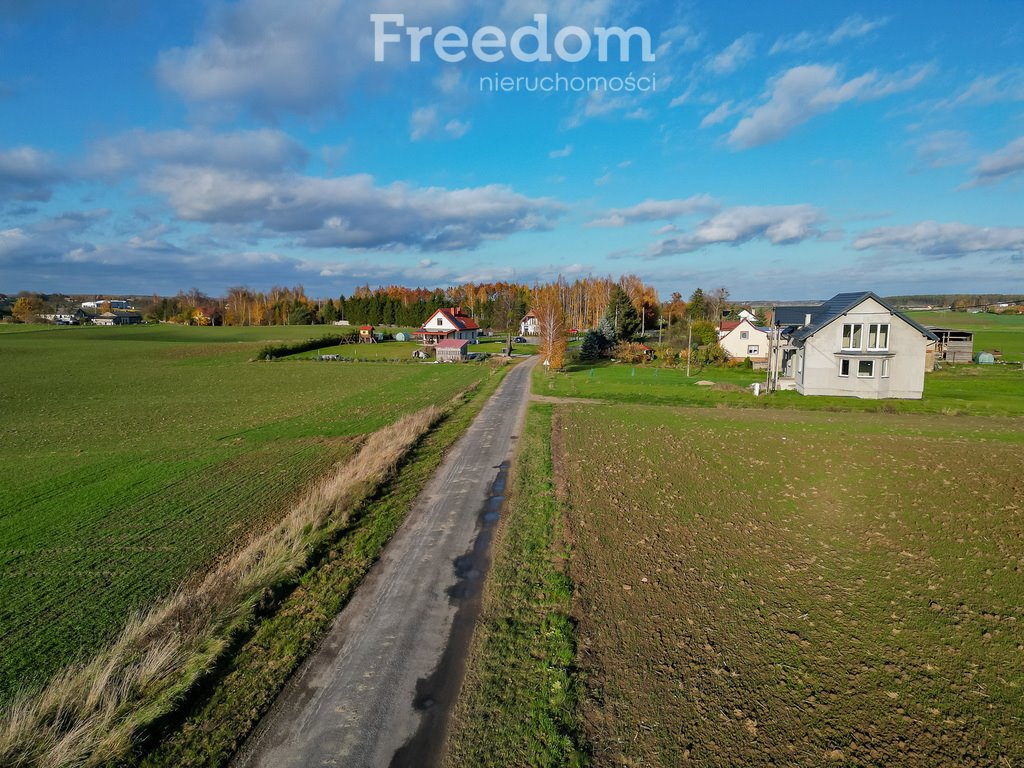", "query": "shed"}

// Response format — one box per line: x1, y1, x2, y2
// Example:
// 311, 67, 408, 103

435, 339, 469, 362
358, 325, 376, 343
975, 351, 995, 364
927, 327, 974, 363
394, 331, 410, 342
